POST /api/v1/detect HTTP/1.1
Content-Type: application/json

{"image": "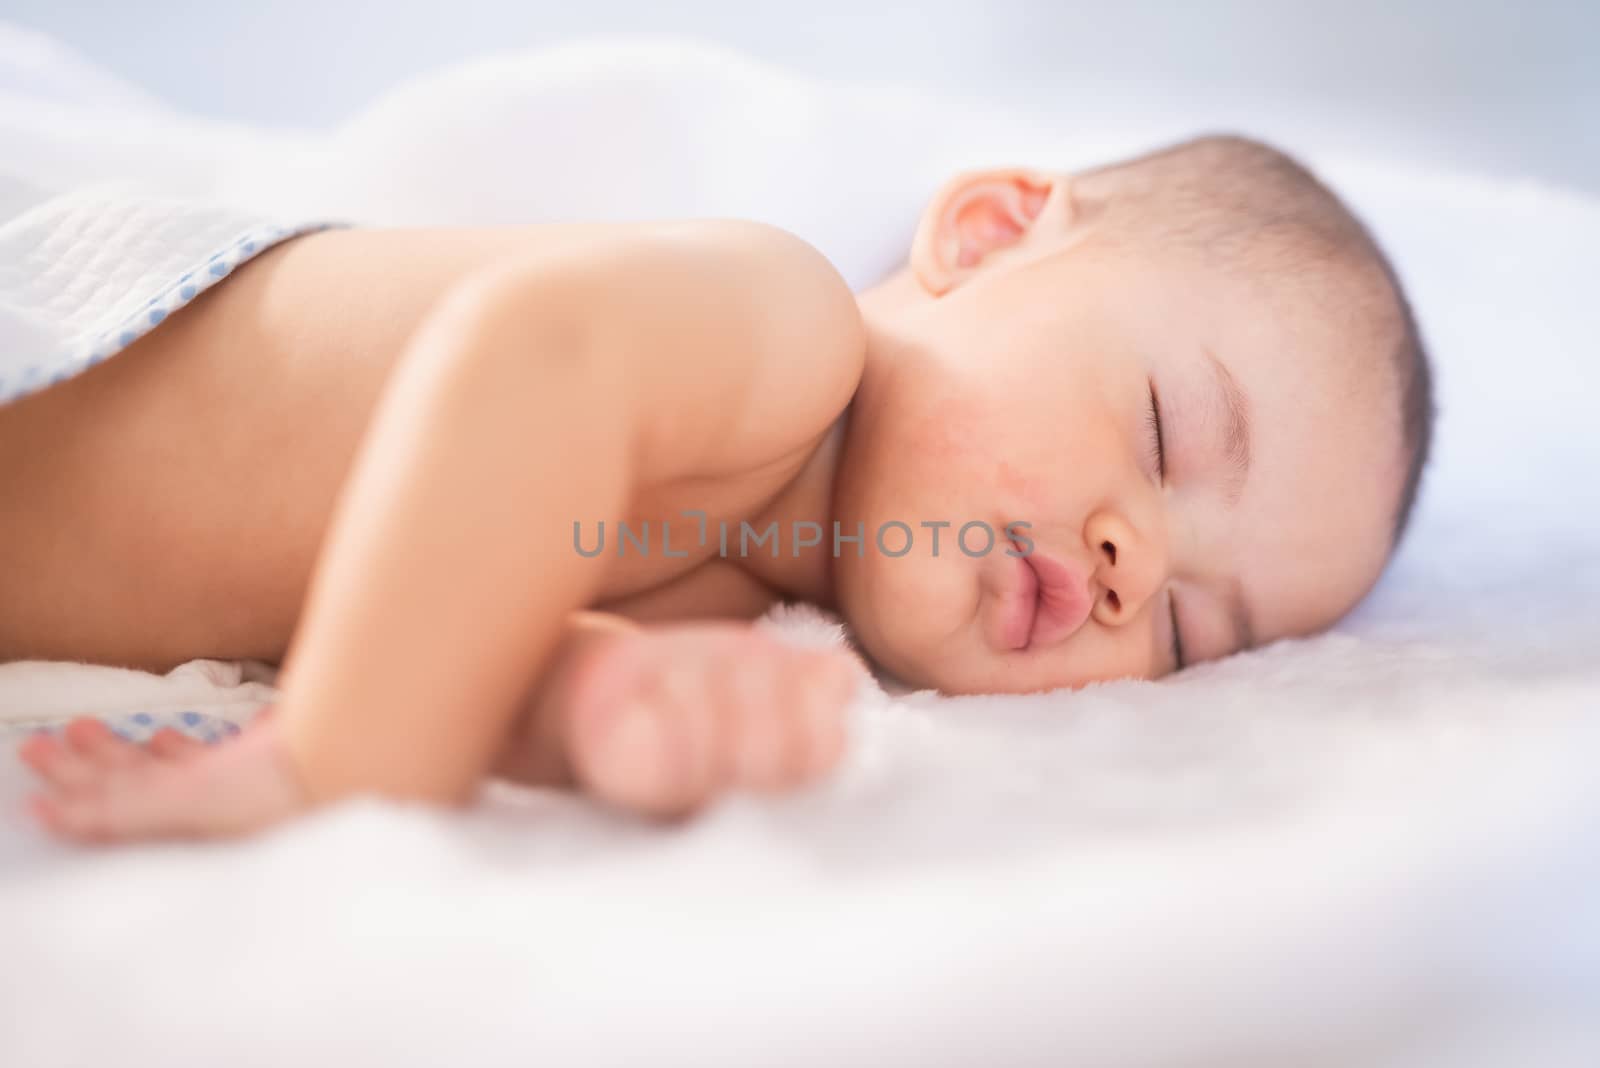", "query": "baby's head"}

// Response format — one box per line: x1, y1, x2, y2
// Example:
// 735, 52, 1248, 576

834, 134, 1434, 693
